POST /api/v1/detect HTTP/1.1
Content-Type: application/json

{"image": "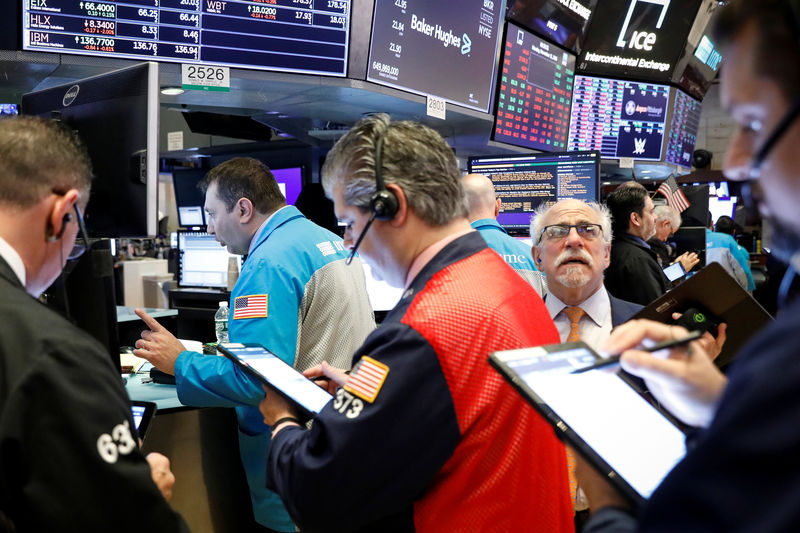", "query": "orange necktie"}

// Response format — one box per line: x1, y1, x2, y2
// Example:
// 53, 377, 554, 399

563, 306, 585, 342
562, 305, 585, 510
